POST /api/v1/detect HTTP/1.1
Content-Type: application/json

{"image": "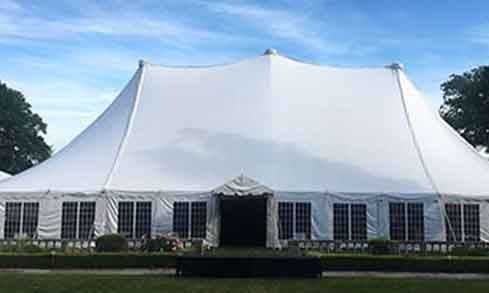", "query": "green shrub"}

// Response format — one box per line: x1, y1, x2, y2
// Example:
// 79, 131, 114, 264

320, 254, 489, 273
451, 246, 489, 256
142, 239, 166, 252
0, 253, 176, 269
0, 254, 51, 268
1, 253, 489, 272
0, 243, 46, 253
368, 239, 397, 255
95, 234, 128, 252
51, 253, 176, 269
21, 244, 44, 253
